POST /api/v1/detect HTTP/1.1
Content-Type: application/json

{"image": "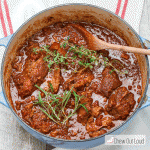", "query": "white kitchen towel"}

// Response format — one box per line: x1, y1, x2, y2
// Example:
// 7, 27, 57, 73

1, 0, 150, 150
